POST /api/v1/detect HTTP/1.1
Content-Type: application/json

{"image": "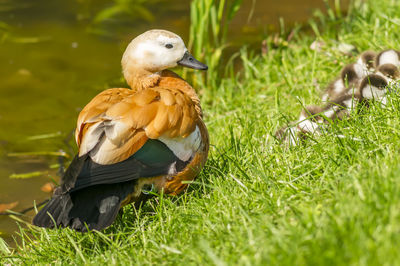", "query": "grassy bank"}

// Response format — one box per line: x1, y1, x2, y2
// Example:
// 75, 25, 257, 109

2, 0, 400, 264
